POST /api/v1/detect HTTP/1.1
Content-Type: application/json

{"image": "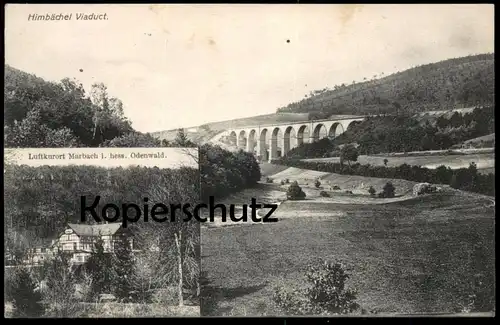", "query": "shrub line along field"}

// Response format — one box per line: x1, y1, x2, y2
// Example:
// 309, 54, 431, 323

302, 152, 494, 174
201, 163, 495, 316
